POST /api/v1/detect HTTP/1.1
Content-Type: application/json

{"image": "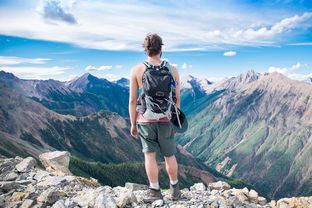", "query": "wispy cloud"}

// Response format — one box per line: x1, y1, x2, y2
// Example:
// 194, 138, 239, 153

288, 42, 312, 46
288, 72, 312, 81
0, 56, 51, 65
1, 66, 71, 79
0, 1, 311, 51
268, 62, 307, 74
85, 65, 113, 71
223, 51, 237, 56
